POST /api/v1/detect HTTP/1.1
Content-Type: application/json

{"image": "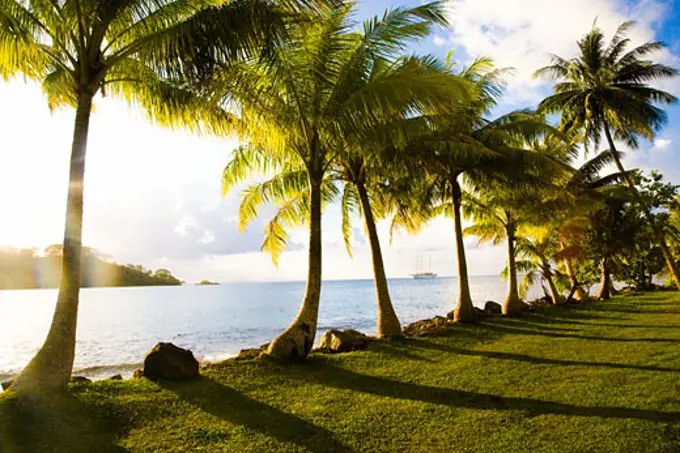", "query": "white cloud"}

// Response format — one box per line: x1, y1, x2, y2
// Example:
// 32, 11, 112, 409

444, 0, 678, 103
653, 138, 672, 151
433, 35, 447, 46
174, 216, 198, 237
198, 230, 216, 245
